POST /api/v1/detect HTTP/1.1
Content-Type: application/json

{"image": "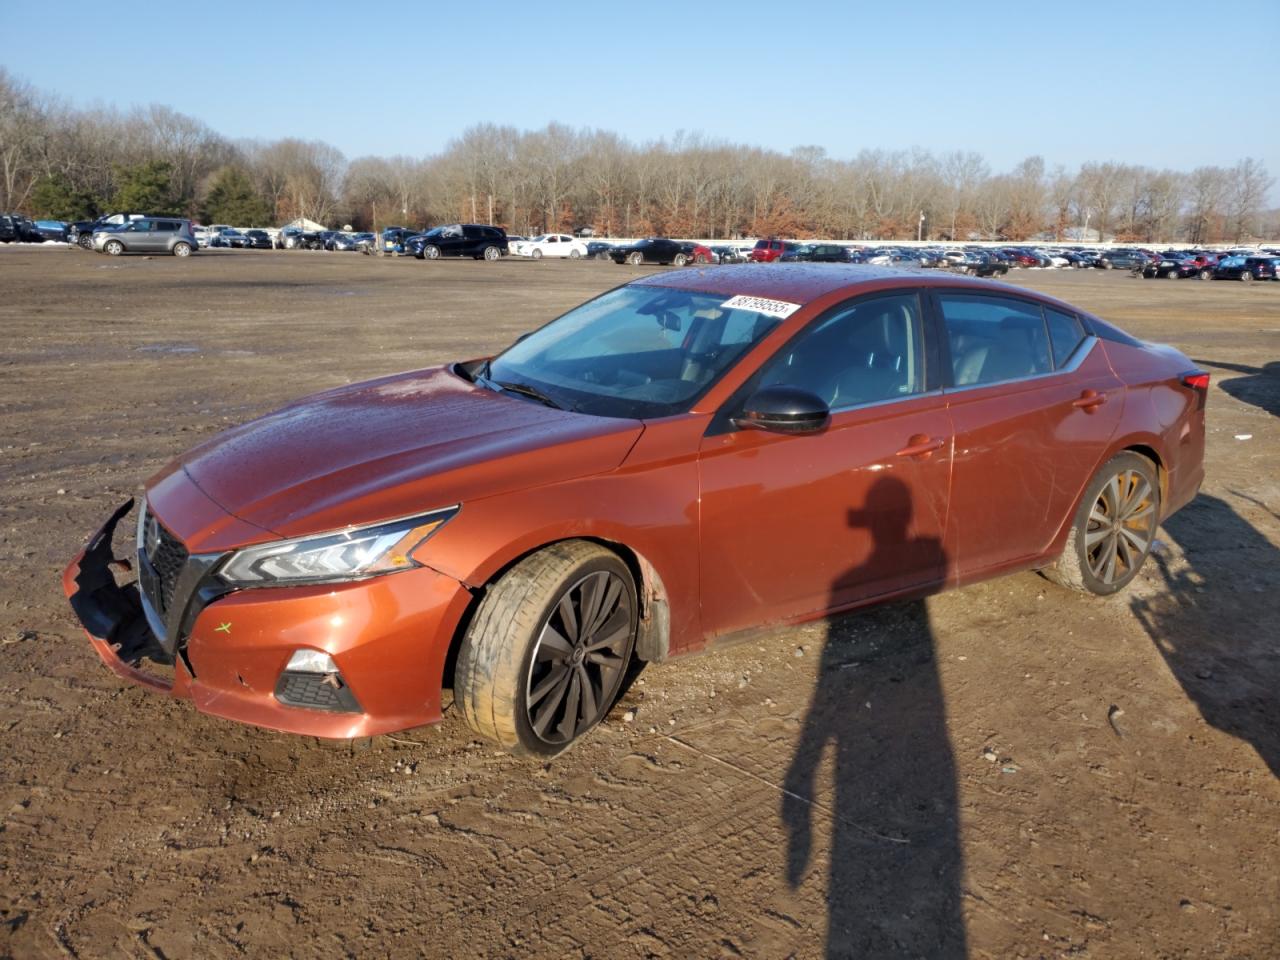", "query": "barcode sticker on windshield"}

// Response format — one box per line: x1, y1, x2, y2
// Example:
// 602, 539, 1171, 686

720, 294, 802, 319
